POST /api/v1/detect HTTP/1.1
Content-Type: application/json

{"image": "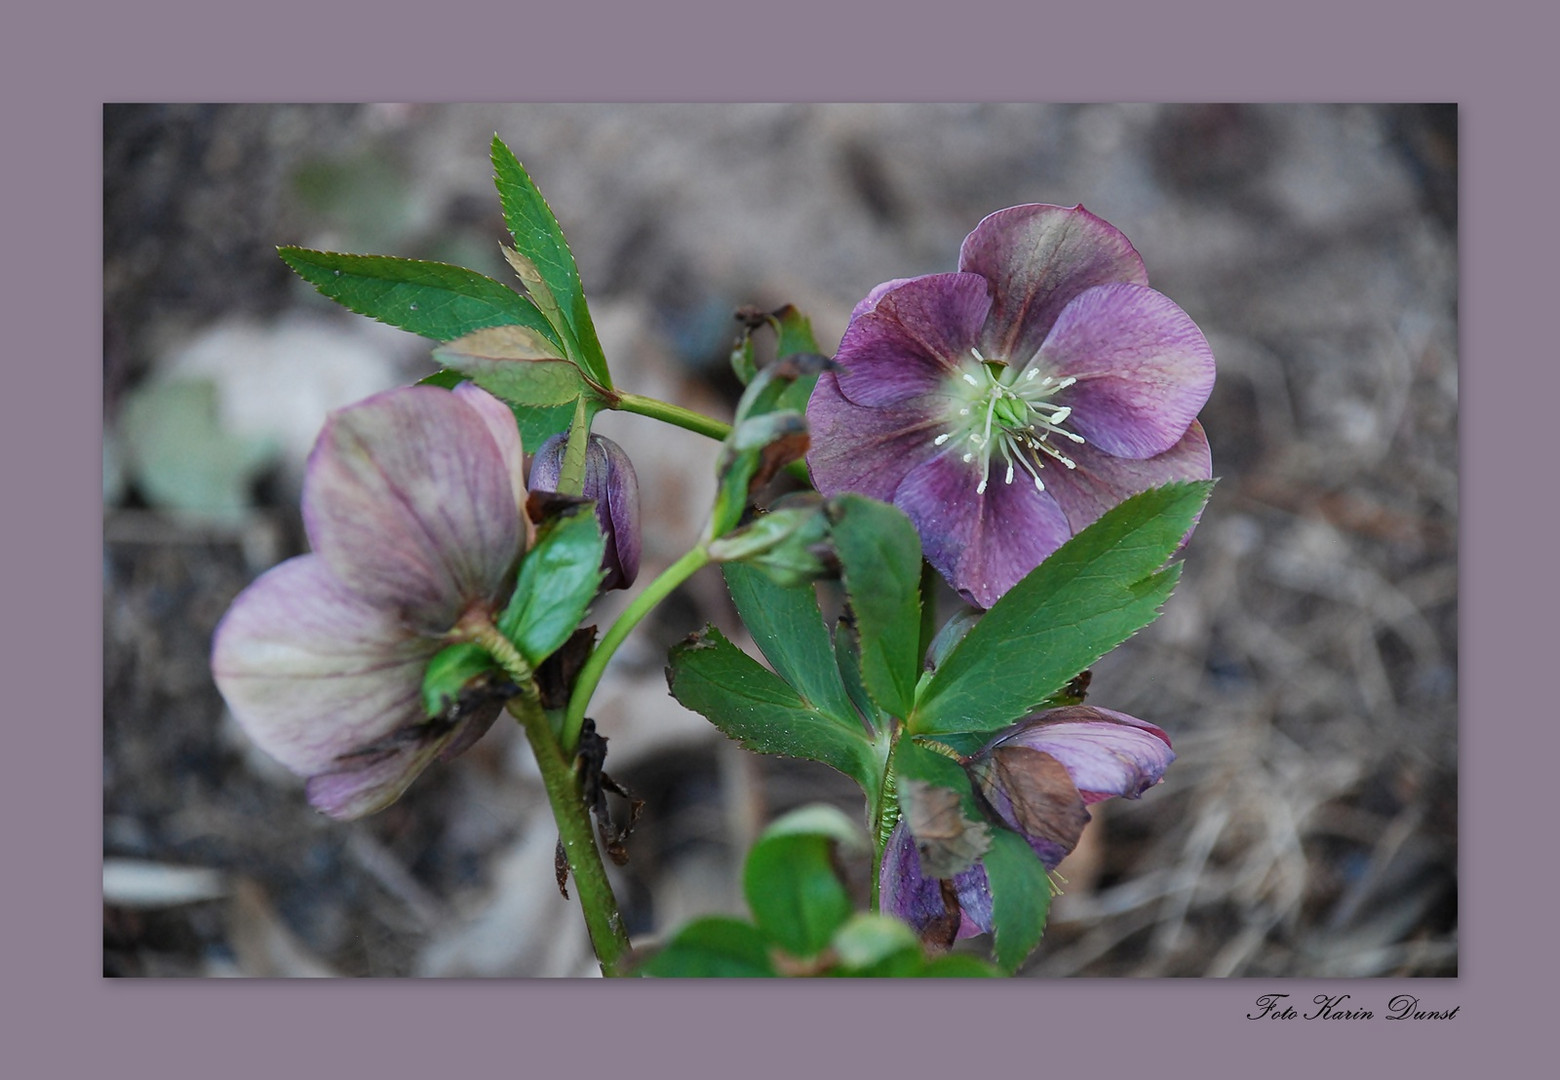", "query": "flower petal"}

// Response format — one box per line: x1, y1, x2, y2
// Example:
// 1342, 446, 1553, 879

878, 822, 992, 941
1040, 420, 1212, 537
305, 732, 452, 820
452, 380, 527, 526
302, 385, 523, 631
959, 204, 1148, 364
805, 372, 947, 503
985, 706, 1175, 804
1035, 283, 1215, 458
833, 273, 991, 408
210, 555, 436, 777
850, 276, 920, 320
893, 448, 1072, 609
